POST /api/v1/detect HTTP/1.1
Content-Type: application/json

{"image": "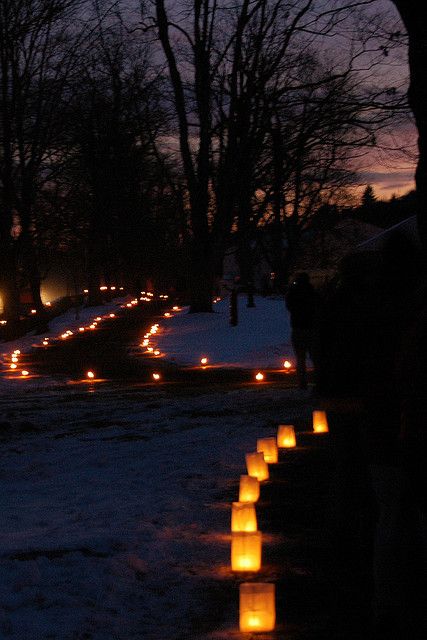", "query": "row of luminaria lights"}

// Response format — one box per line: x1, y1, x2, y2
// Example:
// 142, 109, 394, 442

3, 293, 295, 384
1, 289, 171, 381
231, 411, 329, 633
